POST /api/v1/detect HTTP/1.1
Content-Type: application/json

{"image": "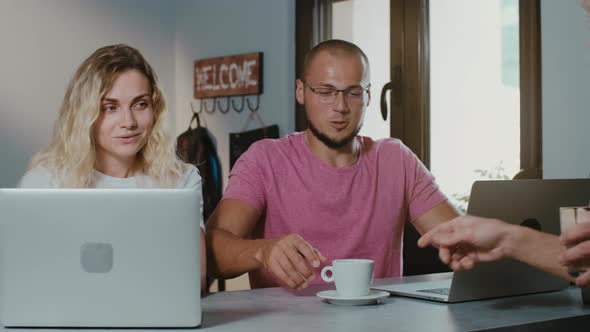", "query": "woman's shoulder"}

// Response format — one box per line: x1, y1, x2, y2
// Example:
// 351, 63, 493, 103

18, 165, 60, 188
177, 163, 202, 189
